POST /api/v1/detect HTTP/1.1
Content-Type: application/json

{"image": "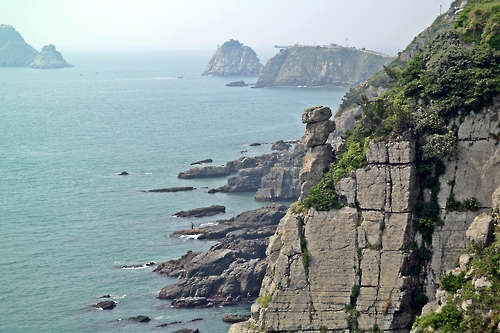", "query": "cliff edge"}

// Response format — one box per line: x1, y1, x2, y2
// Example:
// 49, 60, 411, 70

231, 0, 500, 332
255, 46, 394, 88
202, 39, 263, 76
